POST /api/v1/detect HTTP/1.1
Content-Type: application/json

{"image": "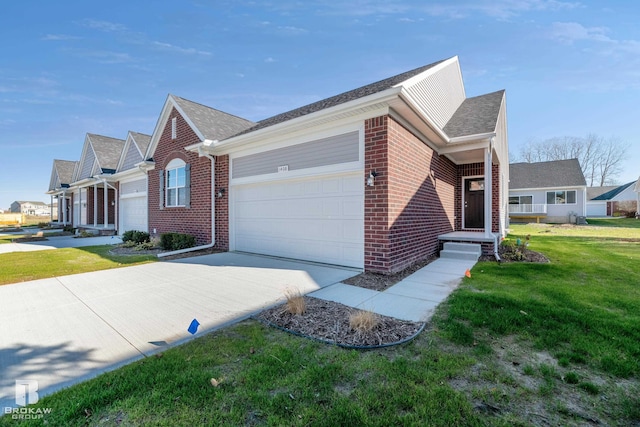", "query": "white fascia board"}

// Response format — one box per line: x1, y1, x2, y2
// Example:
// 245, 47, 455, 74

134, 160, 155, 172
70, 177, 98, 188
396, 56, 460, 91
439, 138, 492, 154
208, 87, 402, 154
